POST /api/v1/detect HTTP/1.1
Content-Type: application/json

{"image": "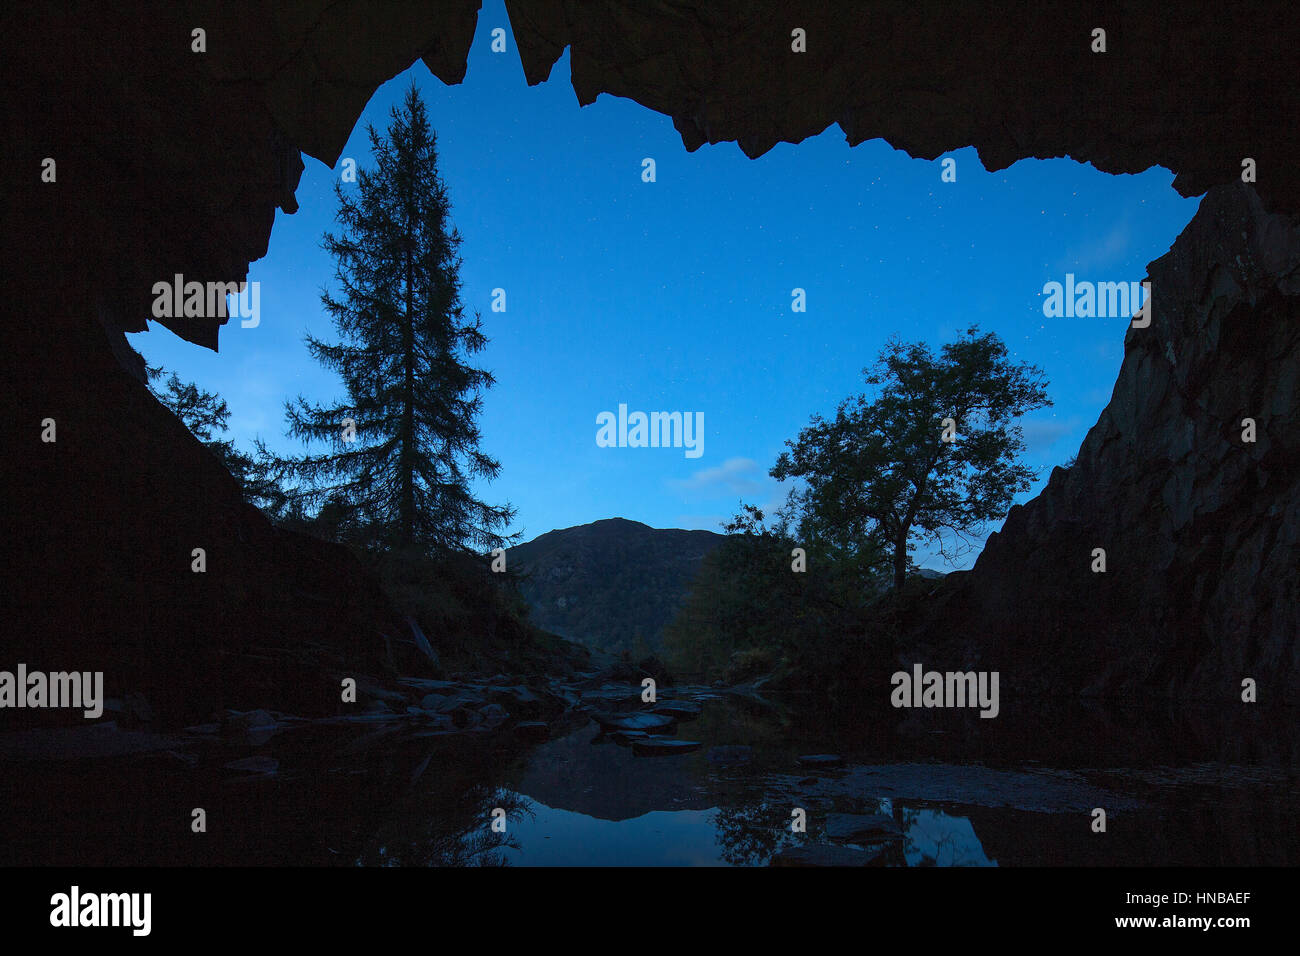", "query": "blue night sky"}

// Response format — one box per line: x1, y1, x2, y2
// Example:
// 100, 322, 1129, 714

131, 0, 1199, 570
